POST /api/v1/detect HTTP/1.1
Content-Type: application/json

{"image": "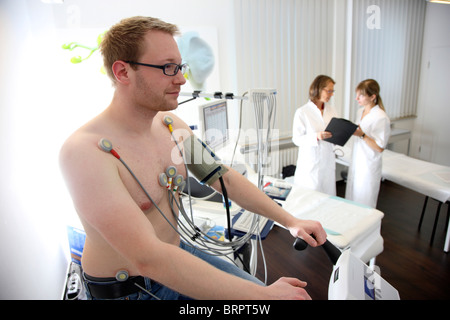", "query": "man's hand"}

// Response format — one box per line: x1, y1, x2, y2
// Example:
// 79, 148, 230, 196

265, 277, 311, 300
288, 219, 327, 247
